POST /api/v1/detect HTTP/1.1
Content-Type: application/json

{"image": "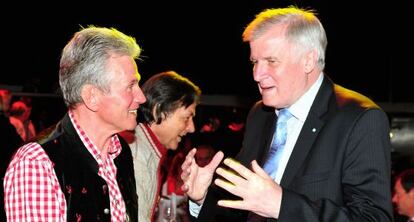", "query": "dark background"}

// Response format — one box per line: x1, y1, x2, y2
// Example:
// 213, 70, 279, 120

0, 3, 410, 220
1, 1, 399, 102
